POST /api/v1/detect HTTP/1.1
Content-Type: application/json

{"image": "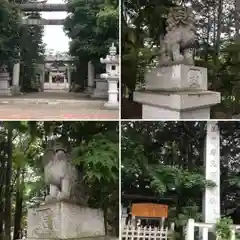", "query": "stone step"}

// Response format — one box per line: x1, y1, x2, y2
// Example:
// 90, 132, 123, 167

0, 98, 105, 105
